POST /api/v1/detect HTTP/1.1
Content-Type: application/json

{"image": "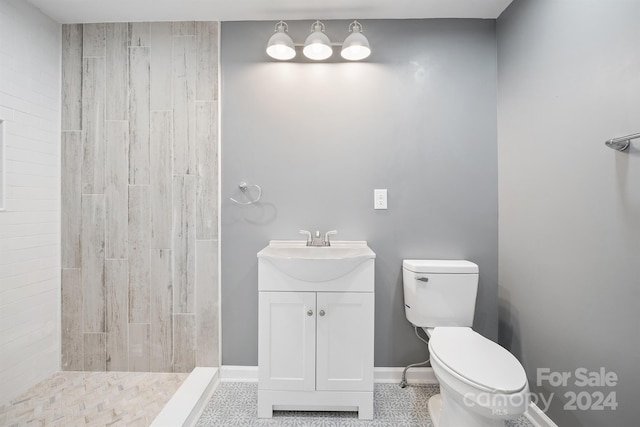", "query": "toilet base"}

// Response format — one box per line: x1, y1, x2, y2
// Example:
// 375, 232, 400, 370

429, 391, 505, 427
